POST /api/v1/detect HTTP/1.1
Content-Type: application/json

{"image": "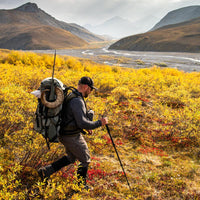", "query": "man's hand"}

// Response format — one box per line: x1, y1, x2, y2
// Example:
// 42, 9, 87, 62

87, 130, 93, 135
100, 117, 108, 126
